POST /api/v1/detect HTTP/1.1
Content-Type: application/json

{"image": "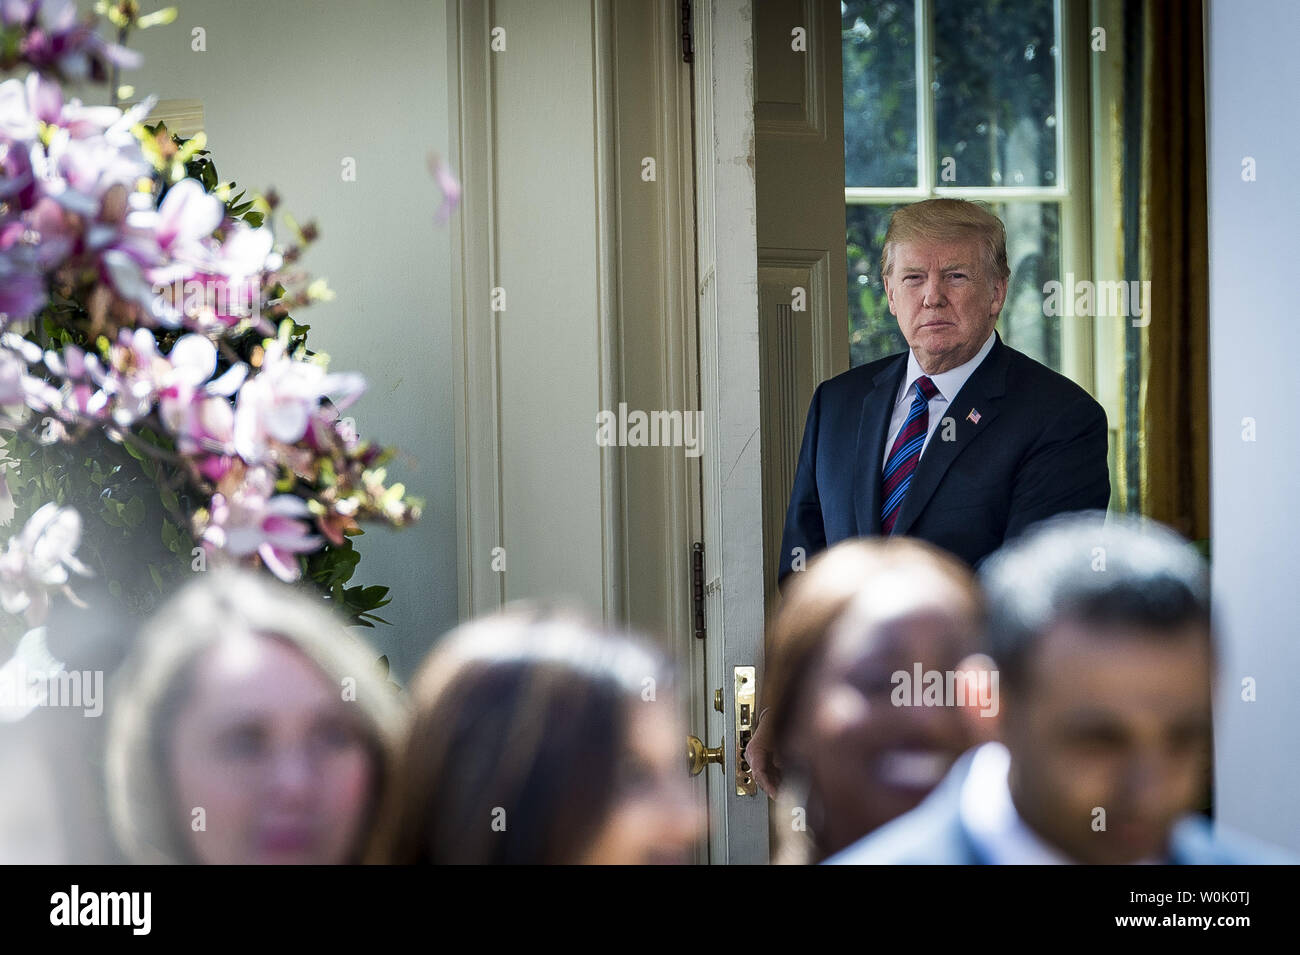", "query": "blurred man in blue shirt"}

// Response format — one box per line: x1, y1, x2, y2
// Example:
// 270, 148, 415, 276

829, 513, 1290, 865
